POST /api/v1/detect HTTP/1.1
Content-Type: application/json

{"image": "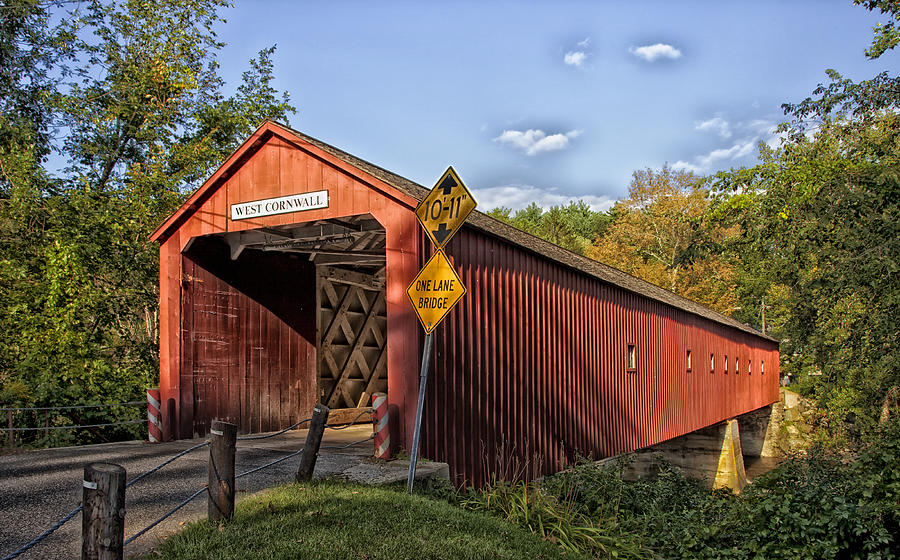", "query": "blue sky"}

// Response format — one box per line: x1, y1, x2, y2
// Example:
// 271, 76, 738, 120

215, 1, 895, 211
